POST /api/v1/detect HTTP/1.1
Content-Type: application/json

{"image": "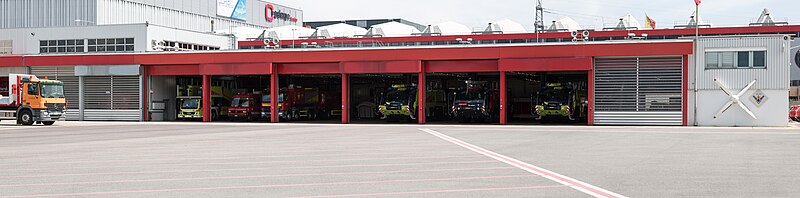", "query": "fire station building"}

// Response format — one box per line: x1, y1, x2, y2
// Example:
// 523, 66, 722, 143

0, 0, 797, 127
